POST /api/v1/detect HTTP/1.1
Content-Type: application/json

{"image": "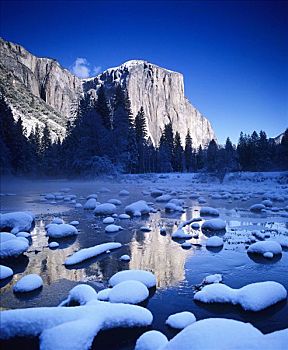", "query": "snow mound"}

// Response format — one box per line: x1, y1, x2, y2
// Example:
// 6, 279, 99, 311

119, 190, 130, 196
51, 217, 64, 224
97, 288, 111, 301
49, 241, 59, 249
108, 198, 122, 205
59, 284, 97, 306
155, 194, 172, 202
202, 219, 226, 231
94, 203, 117, 216
247, 241, 282, 256
202, 274, 222, 284
0, 232, 16, 243
194, 281, 287, 311
105, 224, 123, 233
191, 222, 200, 229
161, 318, 287, 350
70, 221, 80, 226
109, 269, 157, 288
65, 242, 122, 265
120, 254, 131, 261
250, 204, 266, 212
16, 231, 31, 238
103, 217, 115, 224
172, 228, 192, 239
0, 265, 13, 279
119, 213, 130, 219
87, 194, 98, 200
125, 200, 151, 217
109, 280, 149, 304
166, 311, 196, 329
0, 237, 29, 258
0, 301, 153, 350
0, 212, 34, 234
84, 198, 98, 210
46, 224, 78, 238
206, 236, 224, 247
135, 330, 168, 350
200, 207, 219, 217
13, 274, 43, 293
